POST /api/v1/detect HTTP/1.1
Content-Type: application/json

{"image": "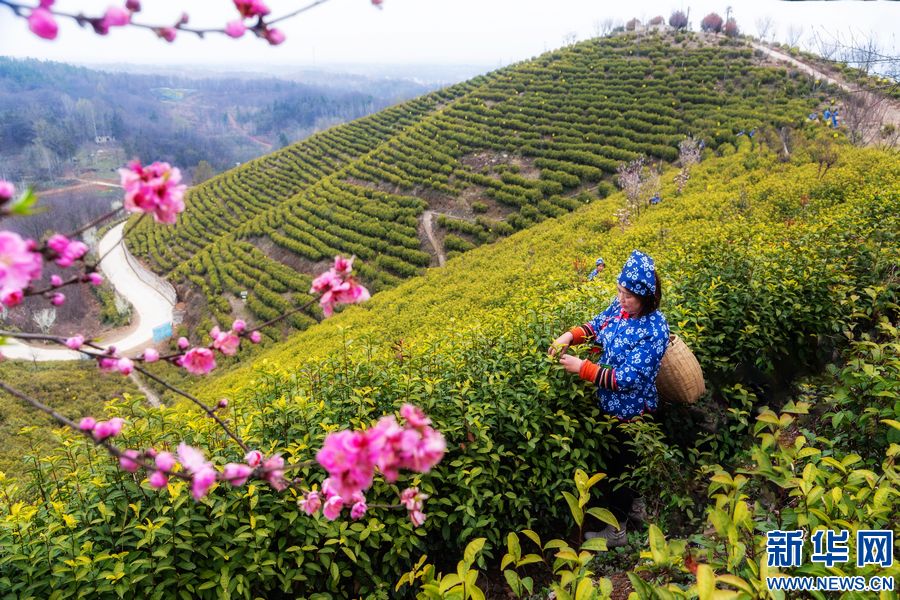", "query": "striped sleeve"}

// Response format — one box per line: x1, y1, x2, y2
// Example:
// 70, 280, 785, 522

568, 323, 597, 345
